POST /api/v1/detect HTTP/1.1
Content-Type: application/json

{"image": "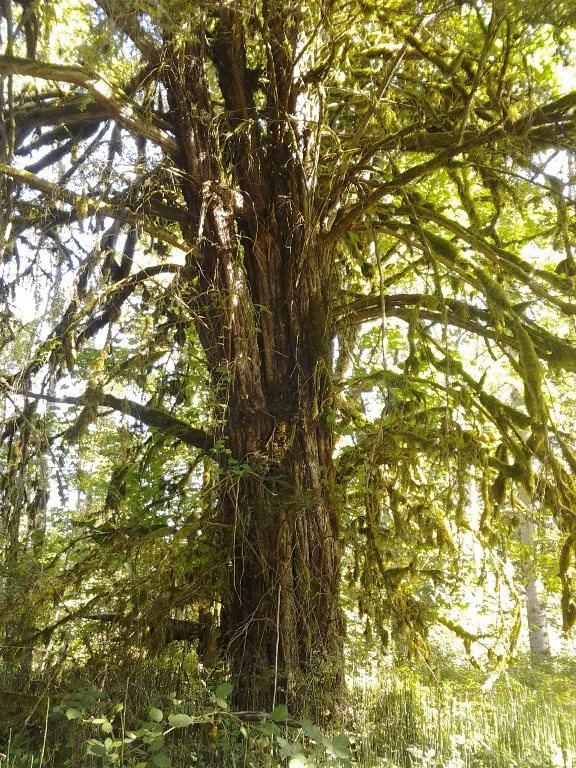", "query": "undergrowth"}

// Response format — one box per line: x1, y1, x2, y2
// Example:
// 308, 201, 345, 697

1, 655, 575, 768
